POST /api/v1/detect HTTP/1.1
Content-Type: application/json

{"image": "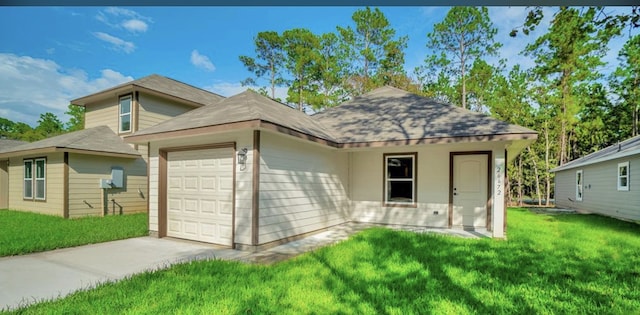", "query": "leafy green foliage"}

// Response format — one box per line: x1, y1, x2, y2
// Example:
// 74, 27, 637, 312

12, 208, 640, 314
65, 104, 85, 132
239, 31, 286, 99
610, 34, 640, 137
0, 210, 148, 257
